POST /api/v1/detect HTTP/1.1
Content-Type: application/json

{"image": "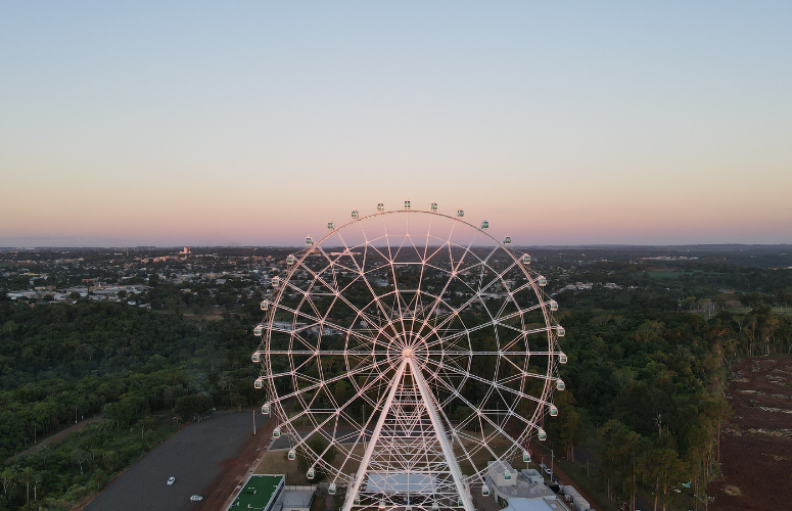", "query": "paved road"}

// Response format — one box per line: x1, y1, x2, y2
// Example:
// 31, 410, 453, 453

85, 411, 269, 511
